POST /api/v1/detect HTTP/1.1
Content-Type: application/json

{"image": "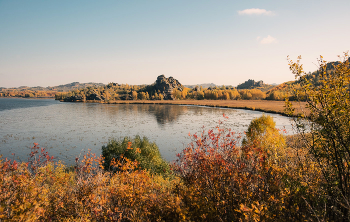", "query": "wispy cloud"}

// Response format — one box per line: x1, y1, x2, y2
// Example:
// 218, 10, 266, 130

238, 8, 274, 16
259, 35, 276, 44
